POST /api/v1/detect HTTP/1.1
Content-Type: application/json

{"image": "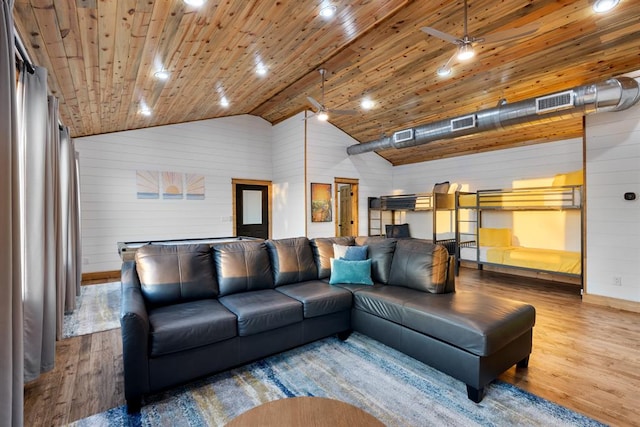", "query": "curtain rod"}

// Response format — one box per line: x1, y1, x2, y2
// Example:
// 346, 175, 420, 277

14, 30, 35, 74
